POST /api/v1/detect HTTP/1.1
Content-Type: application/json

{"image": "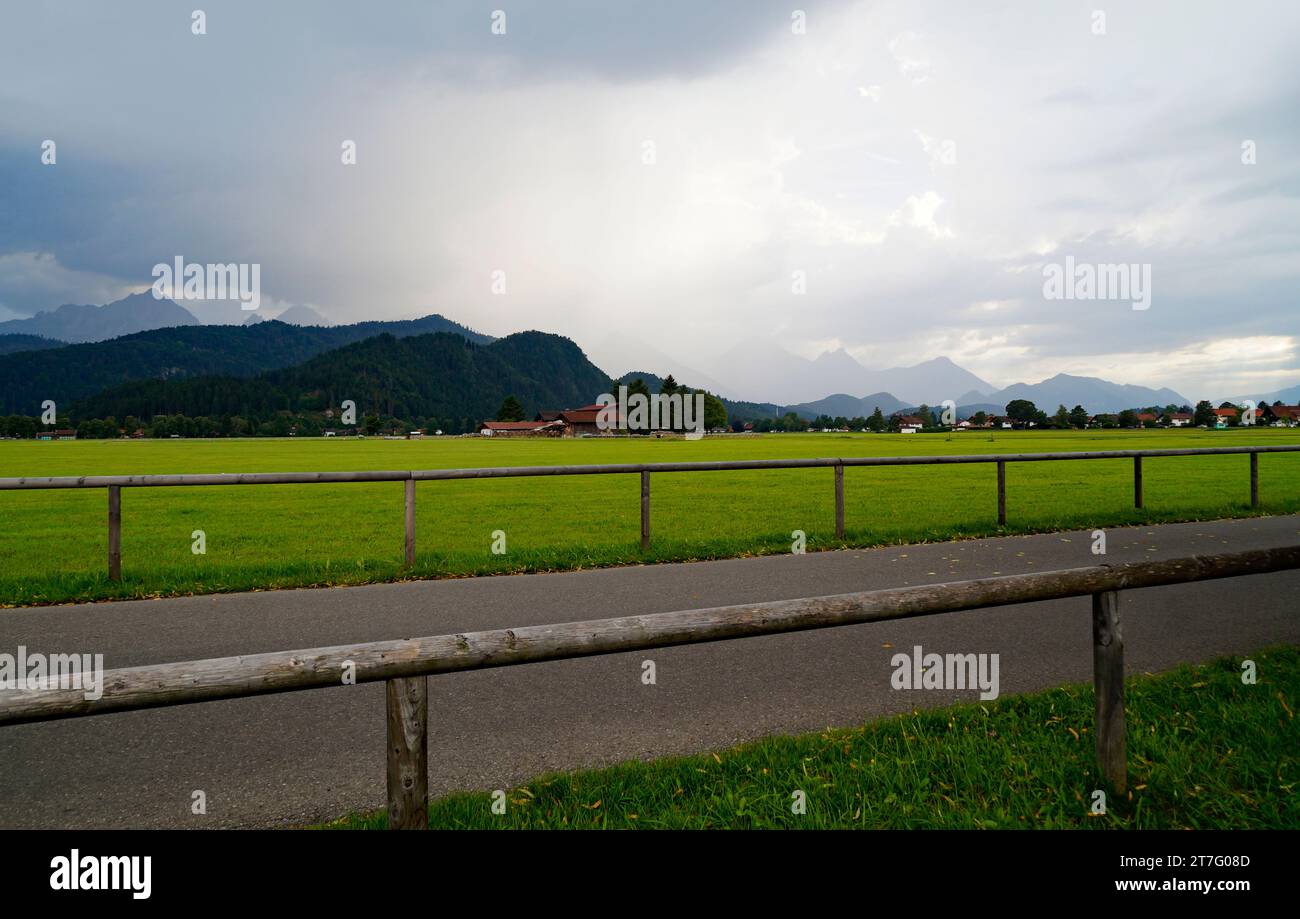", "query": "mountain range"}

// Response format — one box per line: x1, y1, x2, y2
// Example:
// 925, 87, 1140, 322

712, 339, 995, 405
0, 309, 493, 414
0, 293, 1254, 424
978, 374, 1191, 416
274, 304, 332, 326
1224, 383, 1300, 406
74, 331, 608, 429
0, 292, 200, 343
